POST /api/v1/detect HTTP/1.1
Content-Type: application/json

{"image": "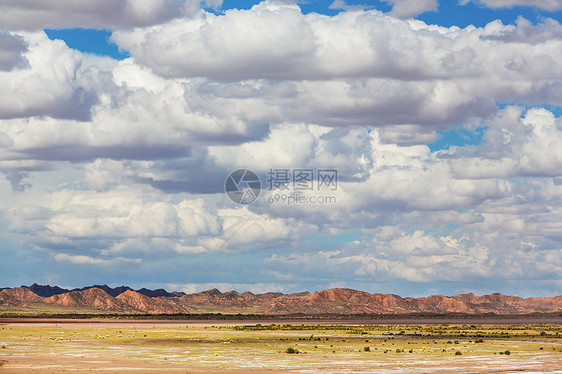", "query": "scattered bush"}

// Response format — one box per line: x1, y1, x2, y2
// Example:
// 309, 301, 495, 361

286, 347, 299, 354
364, 346, 370, 352
455, 351, 462, 355
504, 350, 510, 355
